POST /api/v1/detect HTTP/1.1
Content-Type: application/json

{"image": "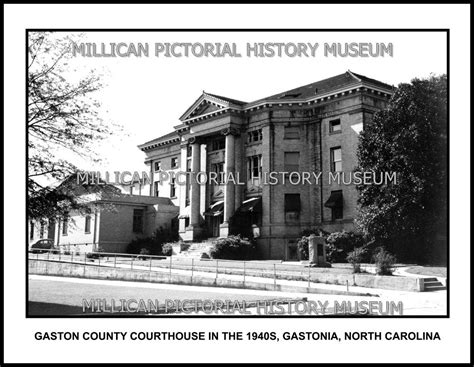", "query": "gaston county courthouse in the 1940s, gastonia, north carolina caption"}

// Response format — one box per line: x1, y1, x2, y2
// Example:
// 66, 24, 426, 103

137, 70, 394, 260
